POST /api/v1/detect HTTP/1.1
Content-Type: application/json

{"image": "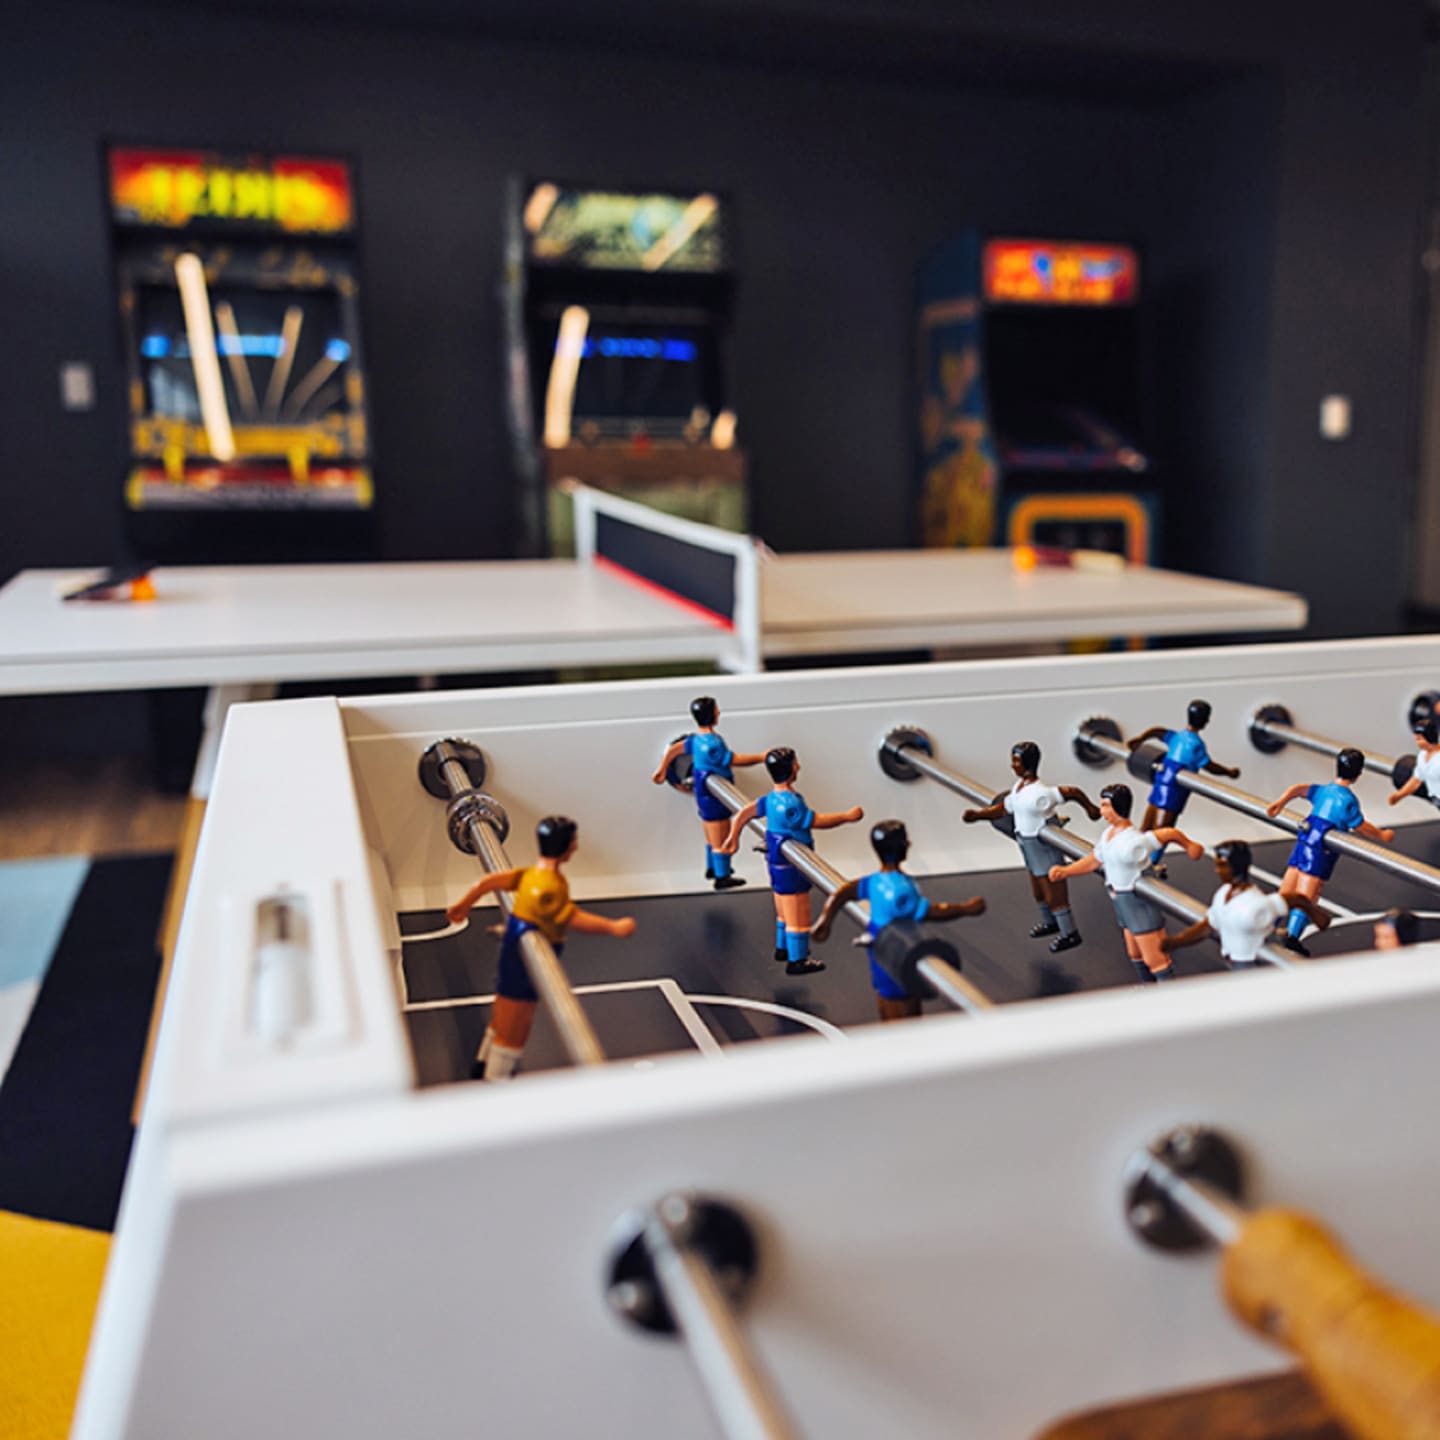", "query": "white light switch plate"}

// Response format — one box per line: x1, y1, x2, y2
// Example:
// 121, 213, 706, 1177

60, 362, 96, 412
1320, 393, 1351, 440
